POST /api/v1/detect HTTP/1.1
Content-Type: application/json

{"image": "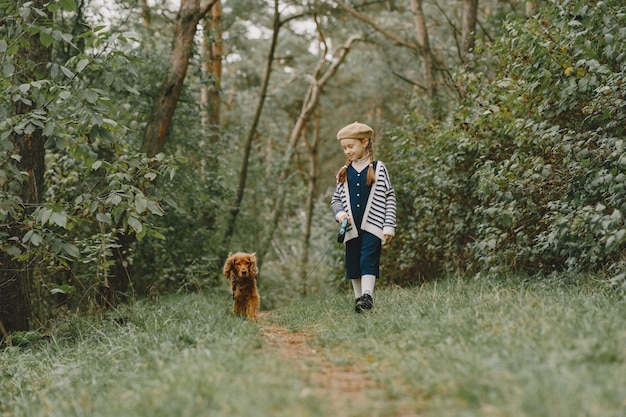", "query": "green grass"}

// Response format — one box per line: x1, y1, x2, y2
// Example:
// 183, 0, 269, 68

271, 277, 626, 417
2, 278, 626, 417
0, 290, 325, 417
